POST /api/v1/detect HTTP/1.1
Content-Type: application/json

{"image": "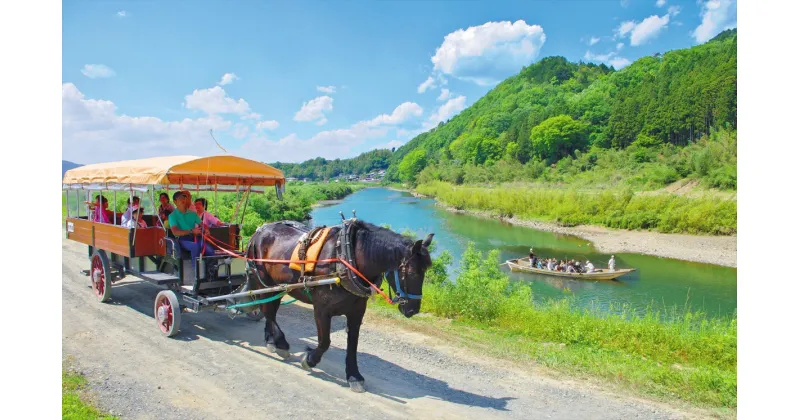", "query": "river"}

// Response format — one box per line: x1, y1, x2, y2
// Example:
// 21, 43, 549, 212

310, 187, 737, 319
